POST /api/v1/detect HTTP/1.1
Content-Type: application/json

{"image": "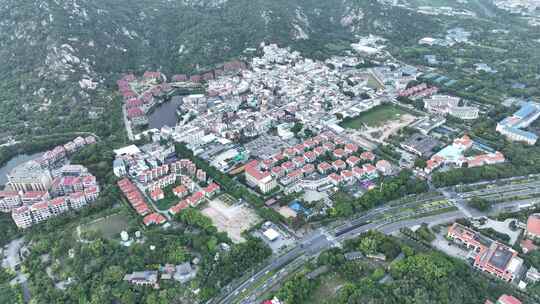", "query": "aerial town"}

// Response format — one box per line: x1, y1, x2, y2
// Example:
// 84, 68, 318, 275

86, 43, 540, 303
2, 2, 540, 303
1, 136, 99, 228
